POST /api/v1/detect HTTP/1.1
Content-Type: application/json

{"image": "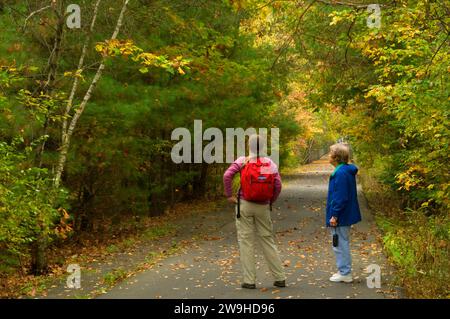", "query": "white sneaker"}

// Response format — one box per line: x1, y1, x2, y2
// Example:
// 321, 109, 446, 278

329, 272, 353, 283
